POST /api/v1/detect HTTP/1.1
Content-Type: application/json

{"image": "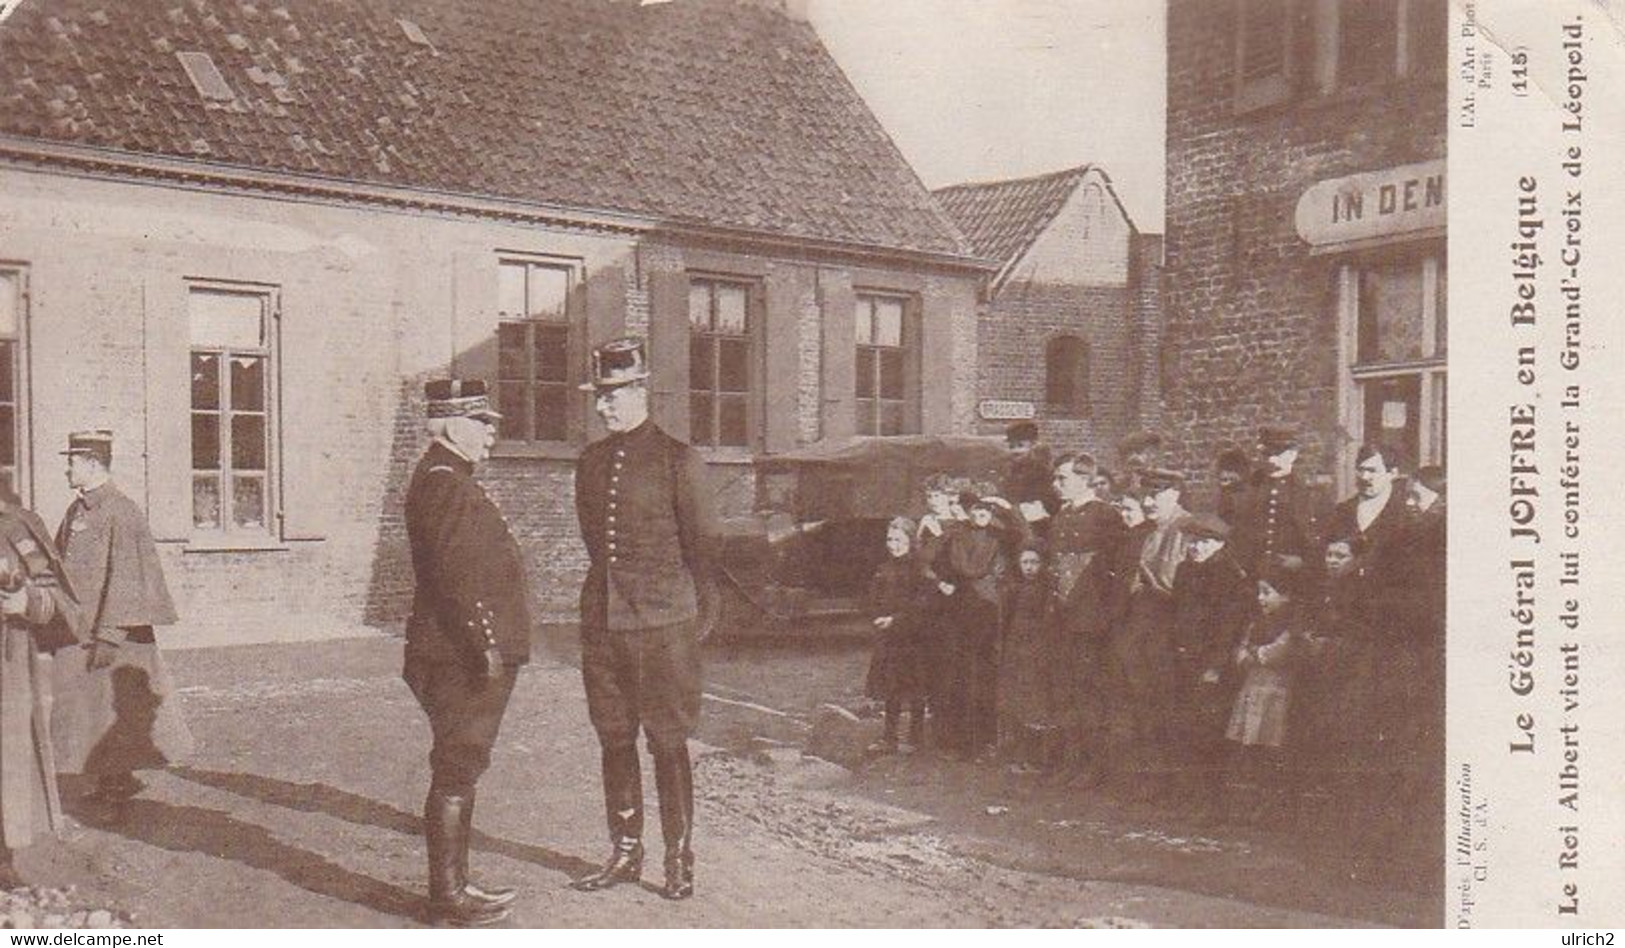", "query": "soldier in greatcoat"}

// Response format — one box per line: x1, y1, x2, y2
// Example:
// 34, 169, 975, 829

0, 485, 84, 888
571, 338, 716, 901
403, 379, 531, 927
49, 430, 193, 809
